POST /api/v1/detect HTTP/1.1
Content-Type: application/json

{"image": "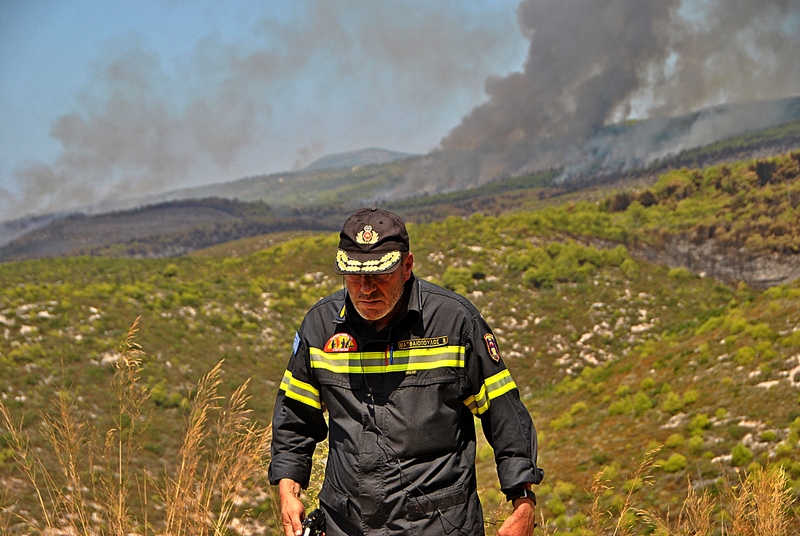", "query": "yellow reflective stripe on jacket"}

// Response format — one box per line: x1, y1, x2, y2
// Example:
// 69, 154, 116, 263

464, 369, 517, 415
280, 370, 322, 409
309, 345, 465, 374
